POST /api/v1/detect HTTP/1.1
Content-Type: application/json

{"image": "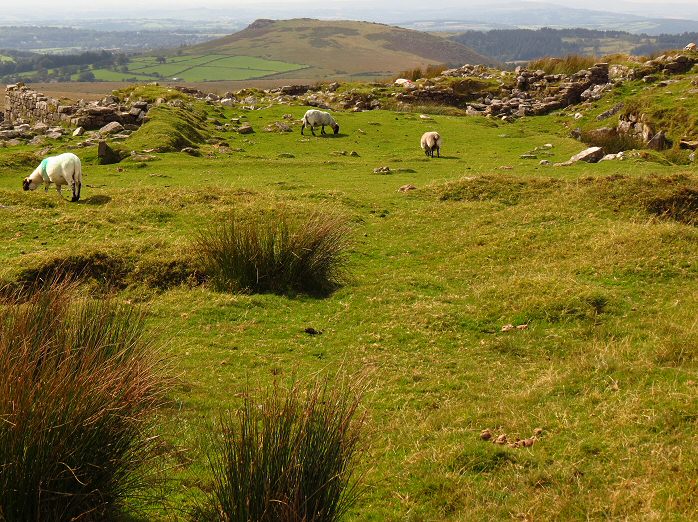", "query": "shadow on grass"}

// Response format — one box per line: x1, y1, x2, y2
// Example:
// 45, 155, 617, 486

80, 195, 112, 205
